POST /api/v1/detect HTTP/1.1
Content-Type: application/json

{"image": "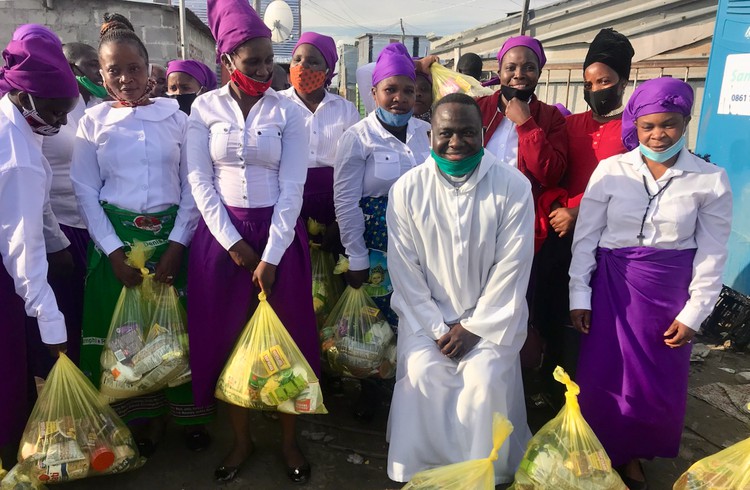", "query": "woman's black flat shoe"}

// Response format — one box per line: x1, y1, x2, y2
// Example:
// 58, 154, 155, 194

214, 465, 241, 482
287, 462, 311, 484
